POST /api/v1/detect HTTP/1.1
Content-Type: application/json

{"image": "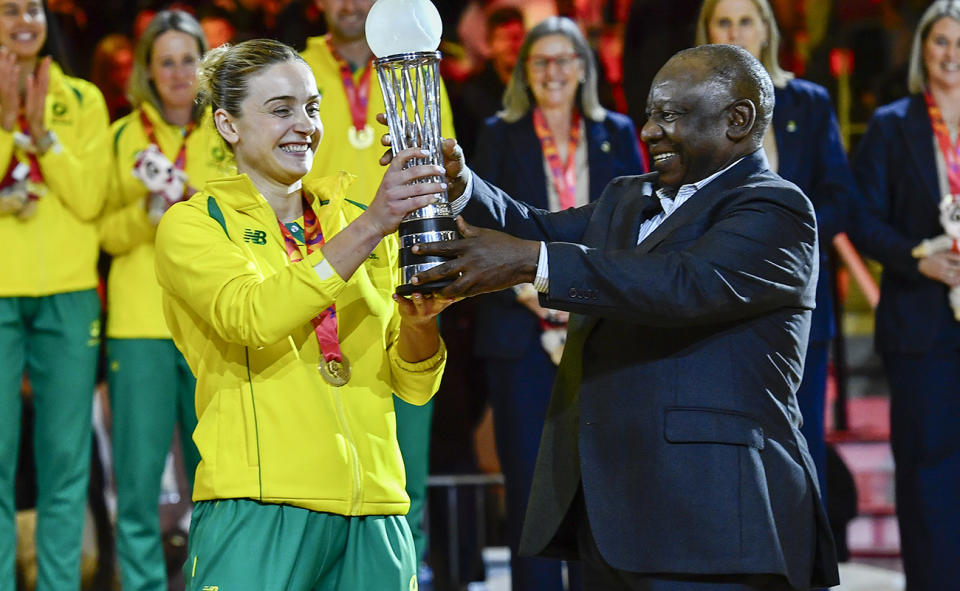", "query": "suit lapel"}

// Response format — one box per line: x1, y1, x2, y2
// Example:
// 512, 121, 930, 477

636, 152, 765, 255
772, 85, 798, 180
616, 176, 658, 250
510, 115, 550, 209
901, 95, 940, 206
571, 174, 658, 340
585, 117, 613, 203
